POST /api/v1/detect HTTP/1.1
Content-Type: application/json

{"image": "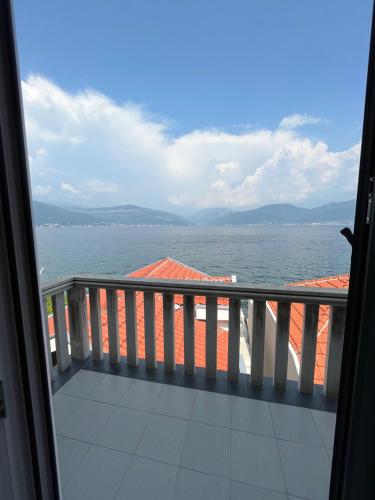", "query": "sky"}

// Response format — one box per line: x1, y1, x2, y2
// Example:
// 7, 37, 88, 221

13, 0, 373, 211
